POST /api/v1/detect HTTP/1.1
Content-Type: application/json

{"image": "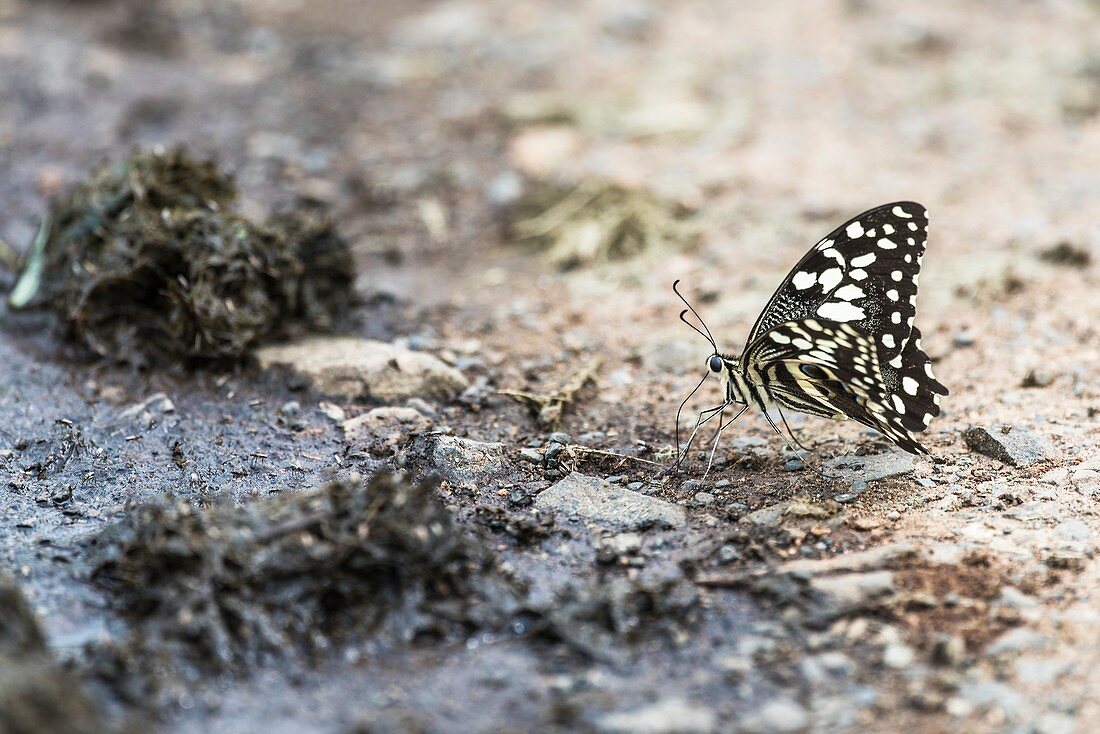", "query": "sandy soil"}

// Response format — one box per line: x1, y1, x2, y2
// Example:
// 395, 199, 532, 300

1, 1, 1099, 732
